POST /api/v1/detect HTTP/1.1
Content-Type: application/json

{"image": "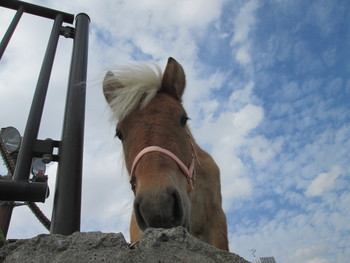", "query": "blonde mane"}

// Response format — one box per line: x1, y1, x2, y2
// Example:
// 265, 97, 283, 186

105, 63, 163, 122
